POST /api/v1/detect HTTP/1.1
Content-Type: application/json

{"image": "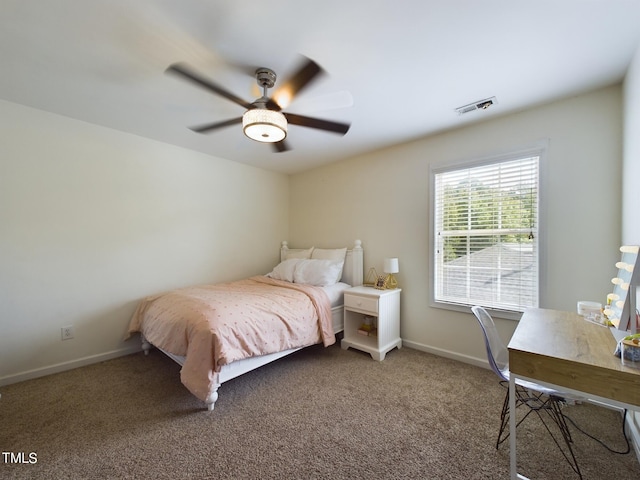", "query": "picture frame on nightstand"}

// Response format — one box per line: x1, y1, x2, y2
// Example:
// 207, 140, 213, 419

374, 275, 388, 290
